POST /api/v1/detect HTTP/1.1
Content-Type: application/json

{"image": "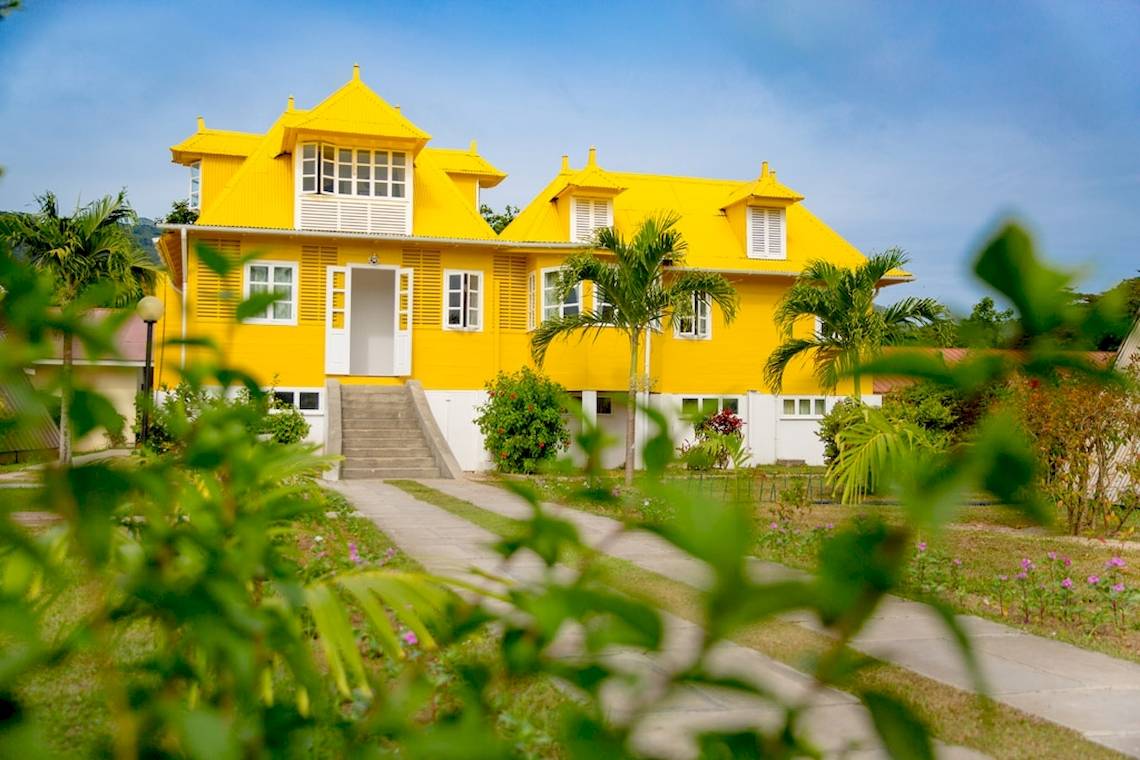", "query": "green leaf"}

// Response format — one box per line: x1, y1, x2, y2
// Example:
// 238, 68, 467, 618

968, 414, 1050, 525
925, 598, 989, 696
861, 691, 934, 760
177, 707, 240, 760
195, 243, 234, 276
236, 291, 282, 322
973, 222, 1071, 338
69, 388, 124, 439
